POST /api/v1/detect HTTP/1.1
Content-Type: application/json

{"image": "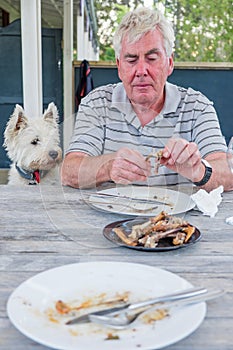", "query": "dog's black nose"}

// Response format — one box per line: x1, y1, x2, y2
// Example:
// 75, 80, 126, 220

49, 150, 58, 159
